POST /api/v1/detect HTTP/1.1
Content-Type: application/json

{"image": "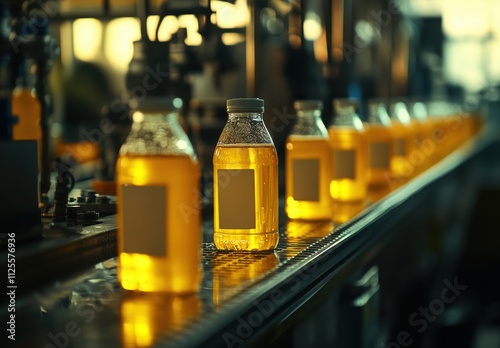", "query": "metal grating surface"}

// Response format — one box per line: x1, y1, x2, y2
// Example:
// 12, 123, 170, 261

3, 133, 493, 348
